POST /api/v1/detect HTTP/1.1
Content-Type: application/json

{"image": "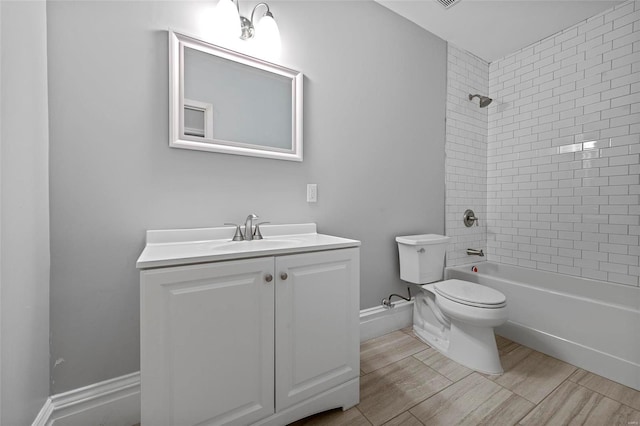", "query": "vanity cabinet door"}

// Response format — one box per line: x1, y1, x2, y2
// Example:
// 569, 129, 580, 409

275, 248, 360, 411
140, 258, 275, 426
